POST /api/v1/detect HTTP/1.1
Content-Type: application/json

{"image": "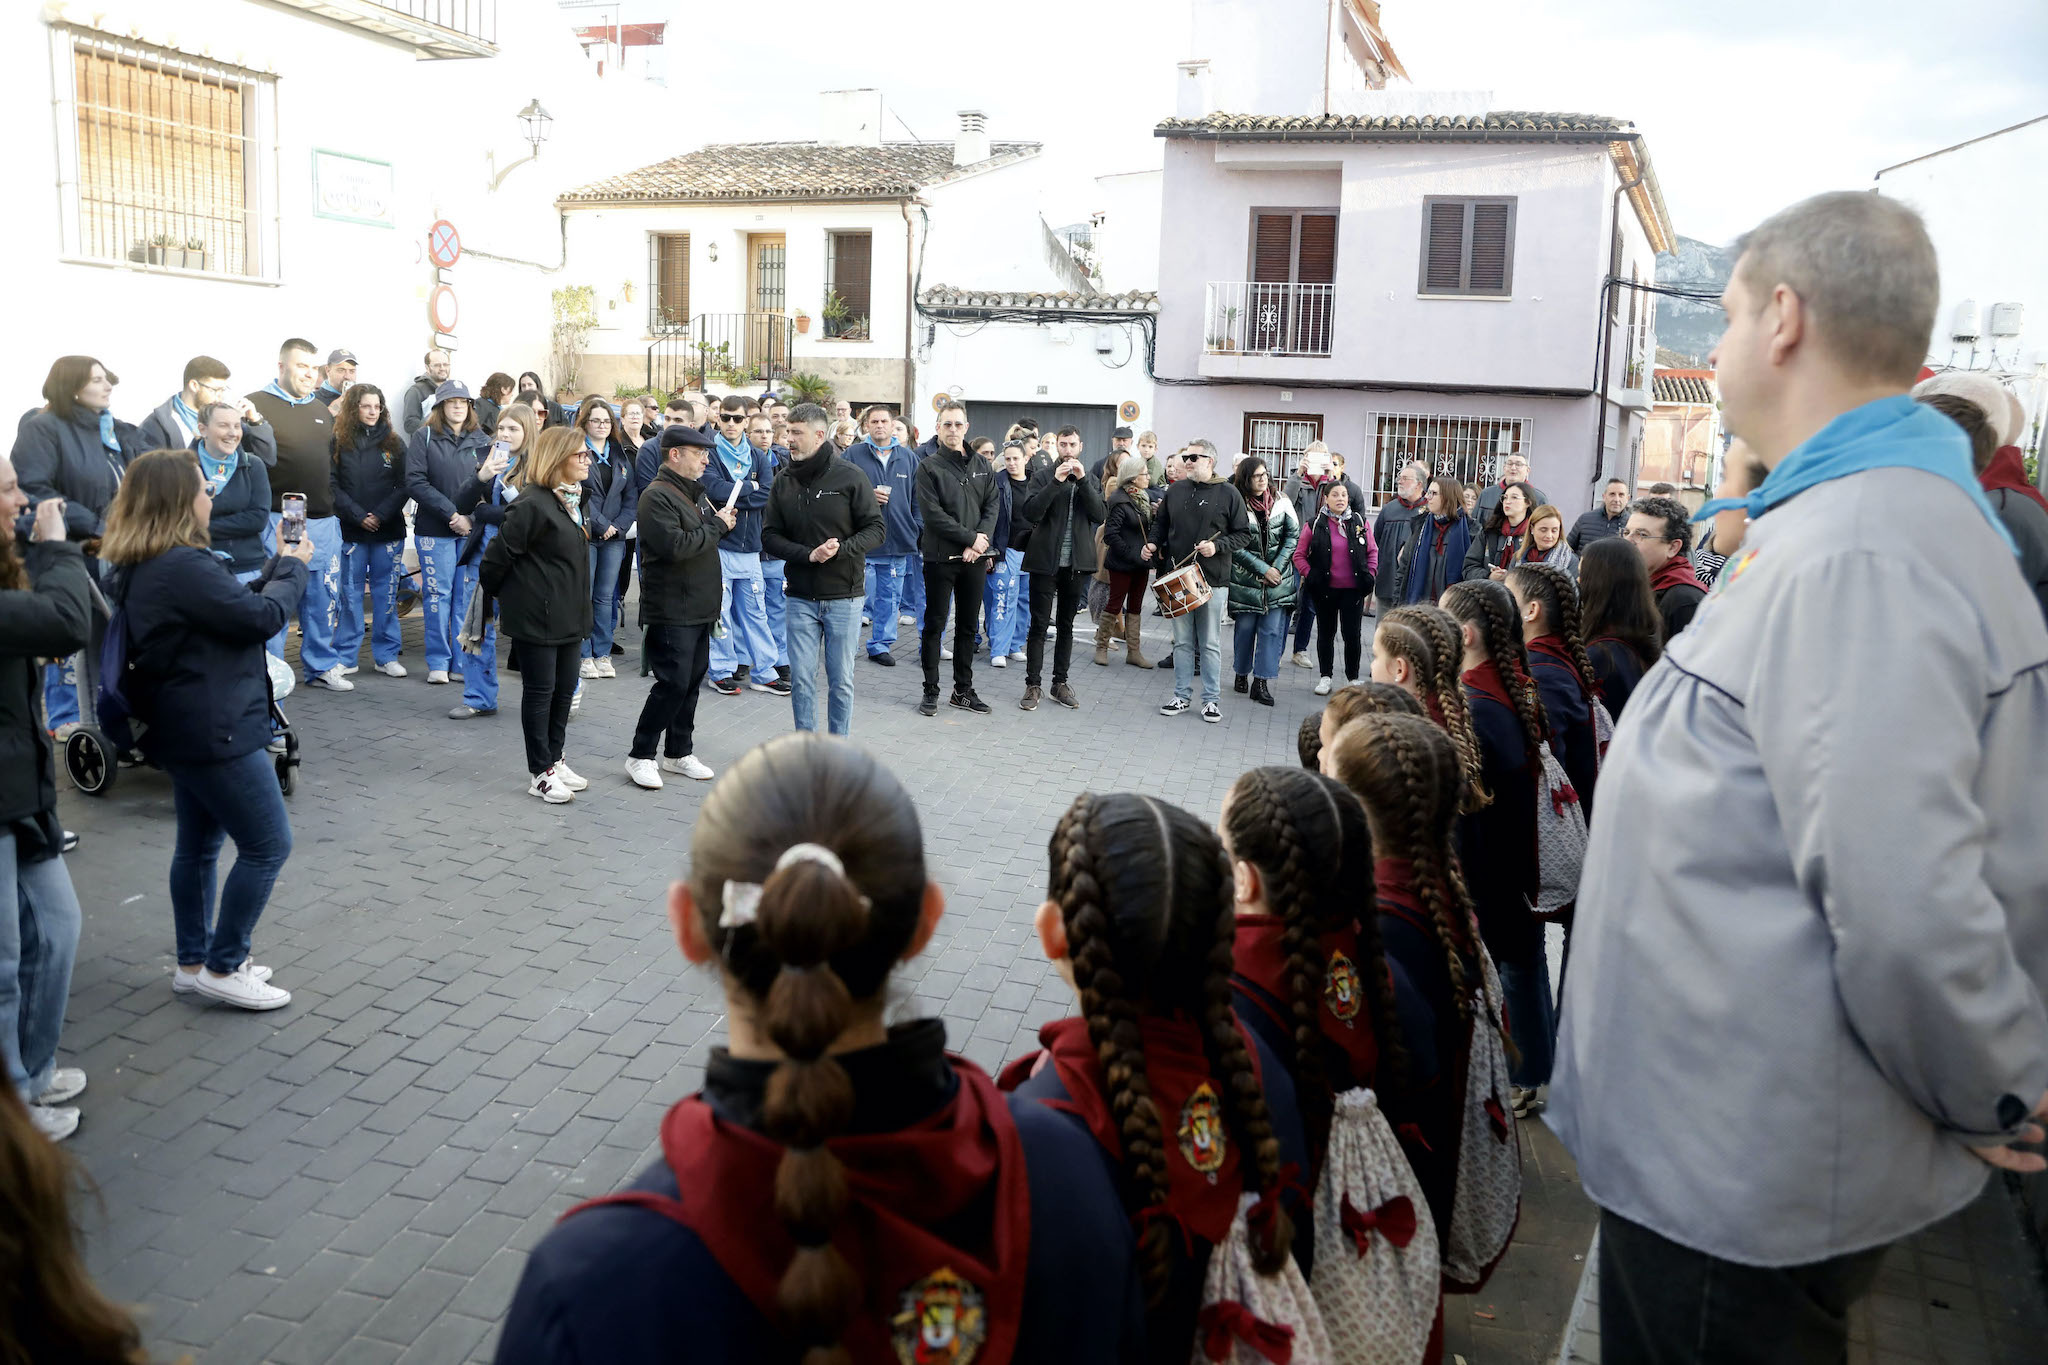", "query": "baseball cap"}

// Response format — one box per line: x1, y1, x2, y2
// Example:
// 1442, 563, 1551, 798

326, 349, 358, 366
